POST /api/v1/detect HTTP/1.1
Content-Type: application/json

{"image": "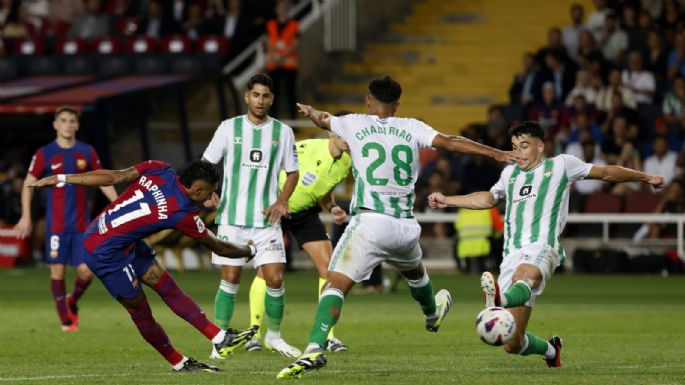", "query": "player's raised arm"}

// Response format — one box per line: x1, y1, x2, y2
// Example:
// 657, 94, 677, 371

197, 230, 256, 259
431, 133, 521, 164
30, 167, 140, 188
585, 164, 664, 189
297, 103, 333, 131
428, 191, 499, 210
